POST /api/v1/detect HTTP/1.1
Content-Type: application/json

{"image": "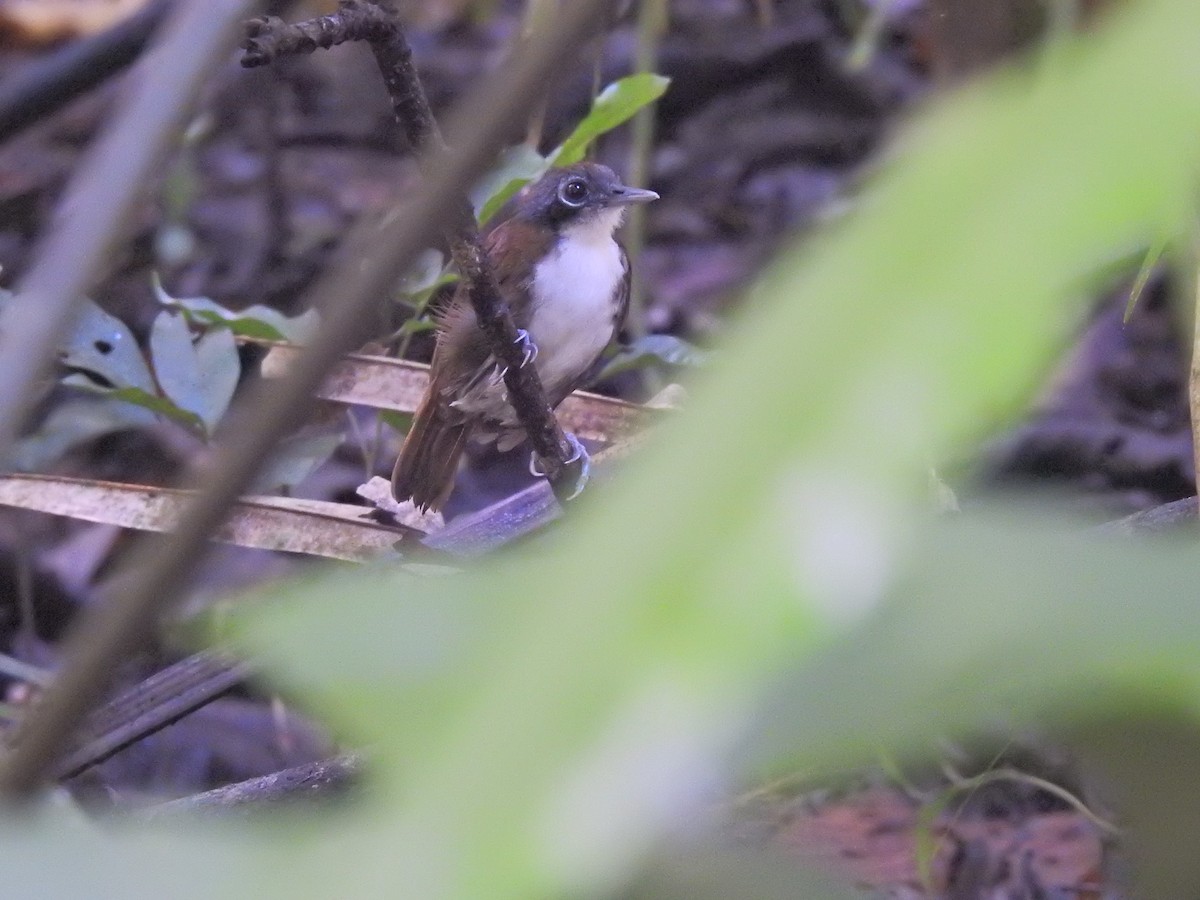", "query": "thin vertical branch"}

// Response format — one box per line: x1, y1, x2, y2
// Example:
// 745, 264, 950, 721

522, 0, 558, 148
753, 0, 774, 28
623, 0, 668, 341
